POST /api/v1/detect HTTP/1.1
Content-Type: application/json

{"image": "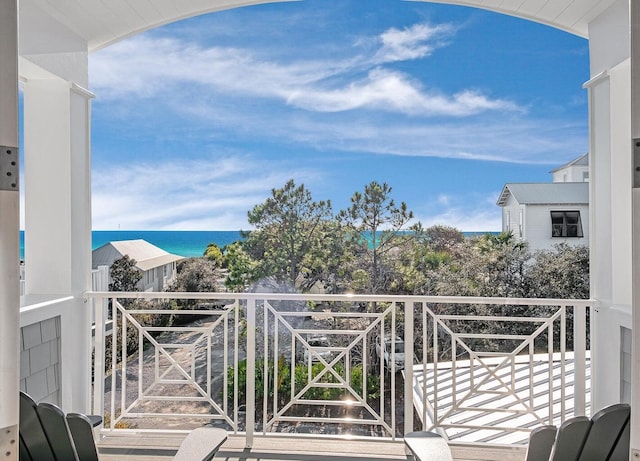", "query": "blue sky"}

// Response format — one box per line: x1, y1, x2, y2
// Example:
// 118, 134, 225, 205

87, 0, 589, 231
